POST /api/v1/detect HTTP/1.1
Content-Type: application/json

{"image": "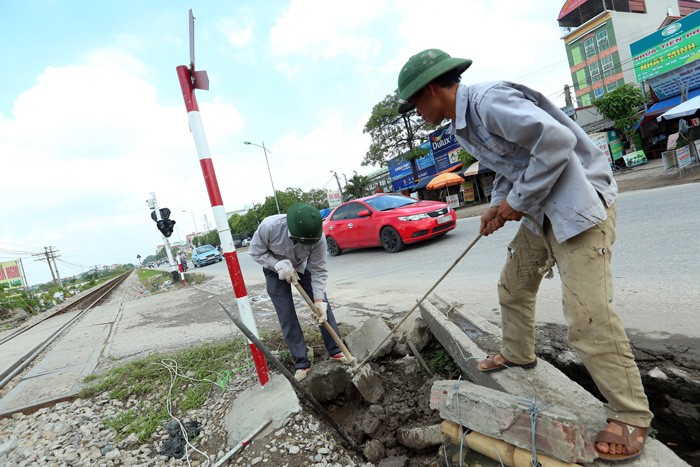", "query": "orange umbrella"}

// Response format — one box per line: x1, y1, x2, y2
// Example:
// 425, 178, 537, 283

426, 172, 464, 190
